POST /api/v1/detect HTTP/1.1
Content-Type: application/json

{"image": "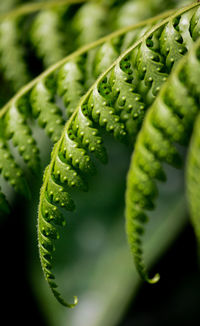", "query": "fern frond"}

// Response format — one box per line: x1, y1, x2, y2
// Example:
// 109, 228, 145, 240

72, 2, 108, 46
0, 0, 176, 94
30, 79, 65, 143
0, 18, 29, 91
0, 0, 198, 305
126, 36, 200, 283
0, 116, 30, 200
116, 0, 153, 28
0, 5, 172, 219
0, 136, 30, 198
0, 9, 170, 124
94, 41, 119, 78
72, 2, 111, 88
38, 2, 200, 306
4, 99, 40, 174
30, 8, 67, 67
57, 56, 86, 117
0, 0, 107, 92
